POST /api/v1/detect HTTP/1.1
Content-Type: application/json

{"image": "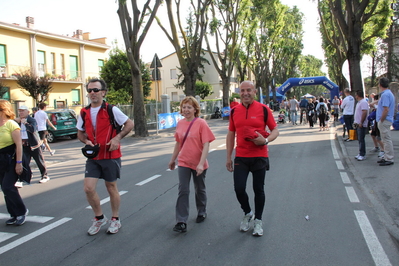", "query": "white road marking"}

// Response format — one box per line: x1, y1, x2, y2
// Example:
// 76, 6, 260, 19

340, 172, 351, 184
0, 213, 53, 223
0, 232, 18, 243
0, 218, 72, 255
330, 138, 339, 159
166, 166, 178, 171
345, 187, 360, 203
335, 160, 344, 170
217, 144, 226, 148
135, 175, 162, 186
354, 210, 392, 266
86, 191, 128, 209
209, 149, 216, 153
